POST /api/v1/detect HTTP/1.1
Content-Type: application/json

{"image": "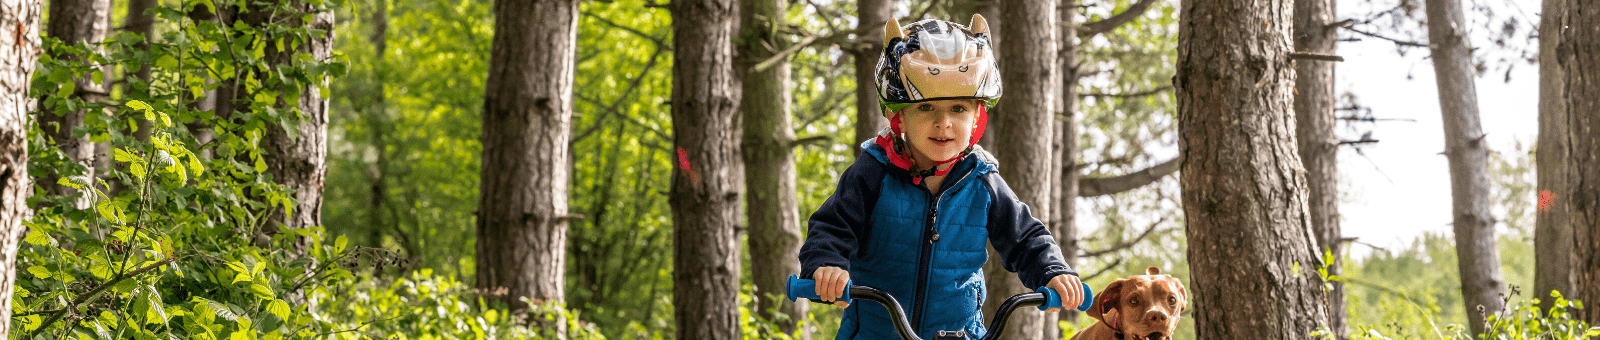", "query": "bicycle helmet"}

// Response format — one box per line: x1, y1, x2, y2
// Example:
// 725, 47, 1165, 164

872, 15, 1001, 184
